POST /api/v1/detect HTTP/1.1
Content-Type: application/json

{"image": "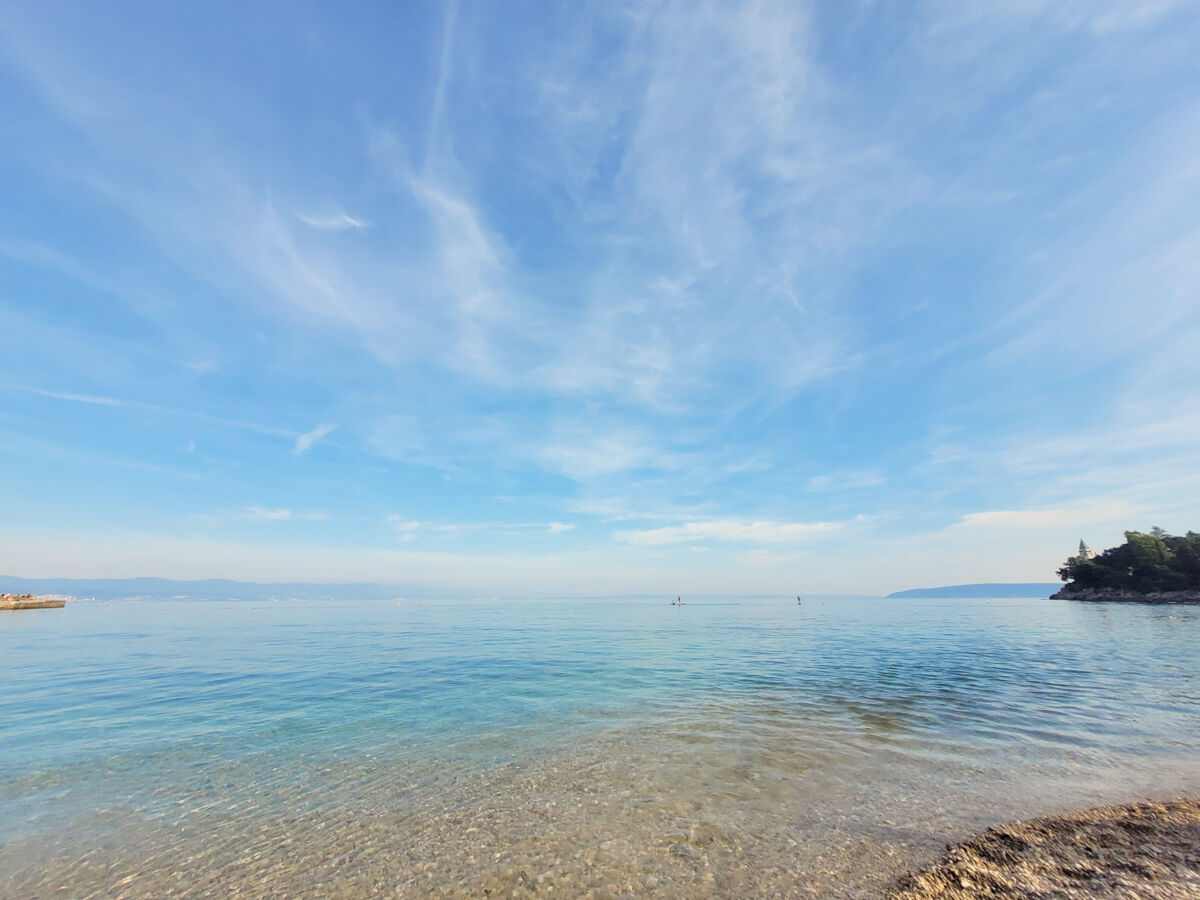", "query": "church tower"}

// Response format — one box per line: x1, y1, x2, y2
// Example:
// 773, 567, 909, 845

1077, 539, 1096, 560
